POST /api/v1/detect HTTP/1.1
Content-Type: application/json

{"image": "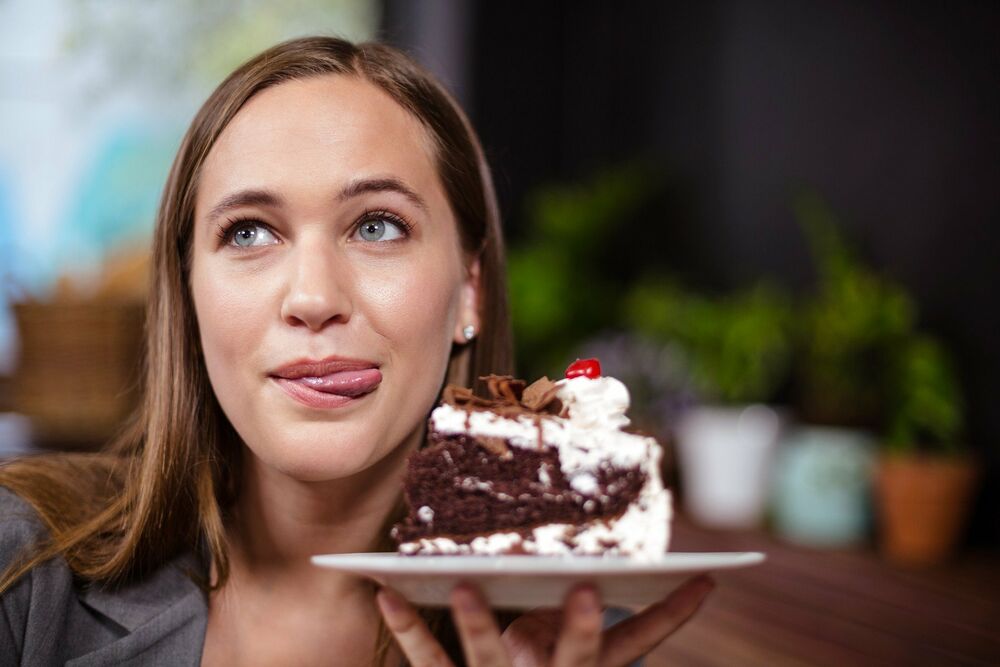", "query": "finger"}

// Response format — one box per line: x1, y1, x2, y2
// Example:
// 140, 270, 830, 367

503, 608, 562, 646
376, 587, 455, 667
501, 609, 563, 664
599, 574, 715, 667
449, 583, 511, 667
551, 585, 603, 667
